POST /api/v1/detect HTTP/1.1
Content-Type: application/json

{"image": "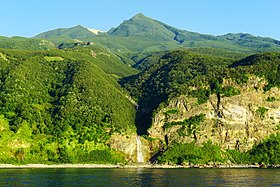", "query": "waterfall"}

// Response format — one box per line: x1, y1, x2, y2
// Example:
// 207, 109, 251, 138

136, 136, 144, 163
